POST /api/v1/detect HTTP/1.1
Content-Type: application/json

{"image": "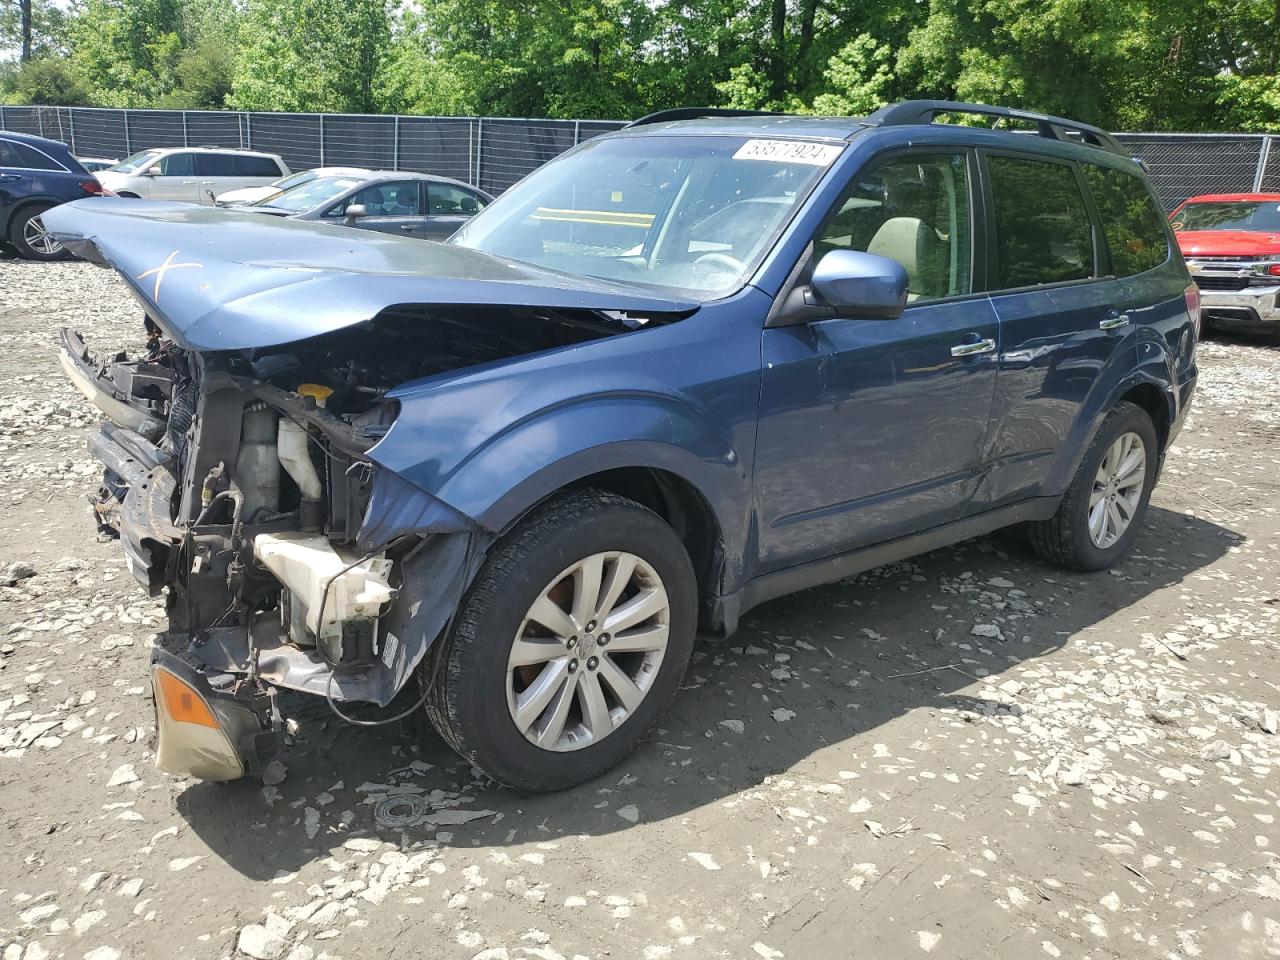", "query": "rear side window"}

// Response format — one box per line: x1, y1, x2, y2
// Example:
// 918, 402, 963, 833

235, 155, 283, 177
0, 138, 64, 171
195, 153, 238, 176
1082, 164, 1170, 277
429, 183, 487, 215
987, 155, 1096, 289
